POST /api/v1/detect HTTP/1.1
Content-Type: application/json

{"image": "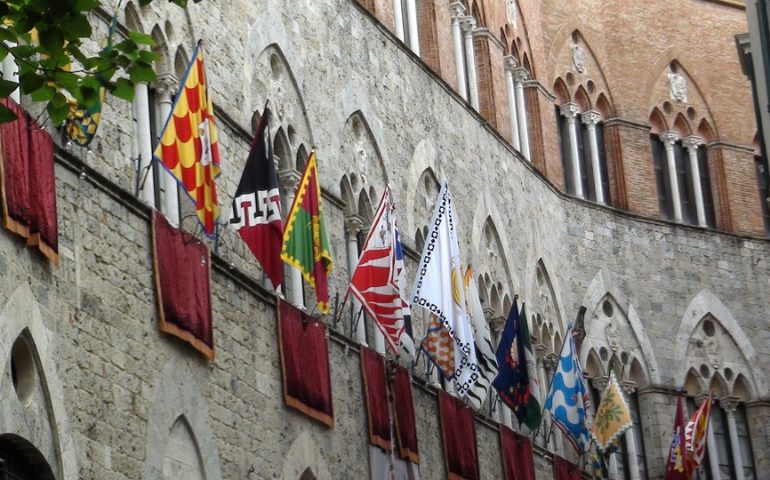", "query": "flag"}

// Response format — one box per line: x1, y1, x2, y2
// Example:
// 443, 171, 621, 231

65, 6, 118, 146
412, 182, 478, 396
281, 152, 333, 314
393, 224, 415, 361
348, 187, 405, 353
544, 327, 591, 454
492, 299, 542, 430
590, 371, 632, 452
664, 396, 691, 480
154, 41, 221, 237
463, 266, 498, 409
228, 112, 283, 289
685, 395, 712, 472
